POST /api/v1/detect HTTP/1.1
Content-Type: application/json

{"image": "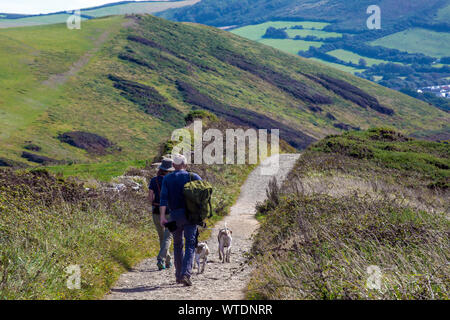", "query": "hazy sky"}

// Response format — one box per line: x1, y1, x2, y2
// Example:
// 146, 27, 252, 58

0, 1, 148, 14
